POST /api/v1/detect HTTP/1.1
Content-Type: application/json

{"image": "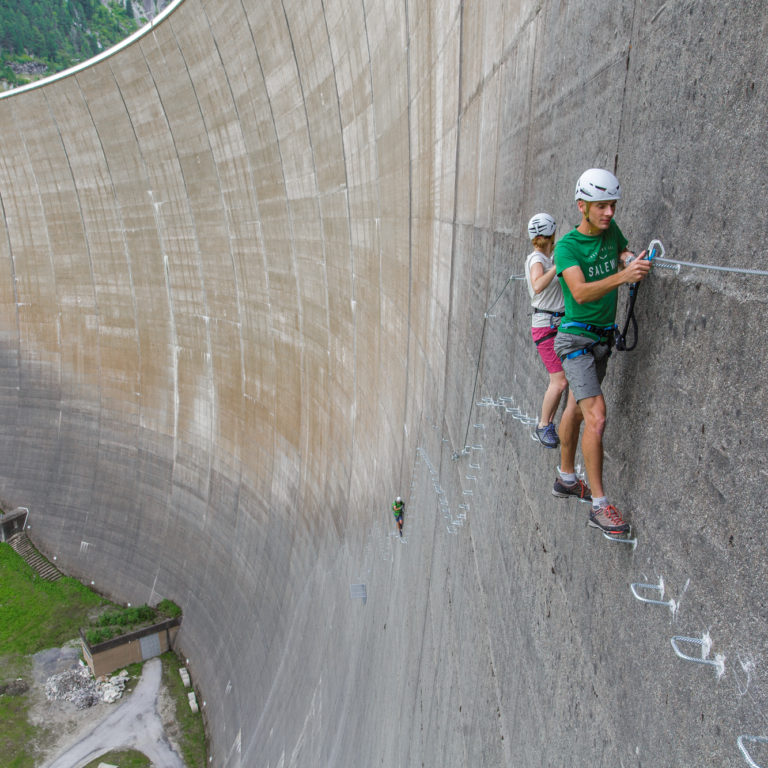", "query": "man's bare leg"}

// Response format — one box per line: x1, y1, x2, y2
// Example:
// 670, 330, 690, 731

558, 389, 583, 475
576, 394, 607, 499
